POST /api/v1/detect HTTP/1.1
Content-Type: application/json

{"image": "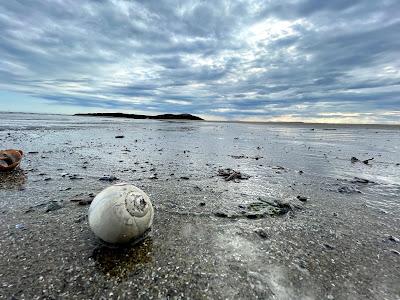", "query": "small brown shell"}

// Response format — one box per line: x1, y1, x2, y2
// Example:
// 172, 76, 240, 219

0, 149, 24, 171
